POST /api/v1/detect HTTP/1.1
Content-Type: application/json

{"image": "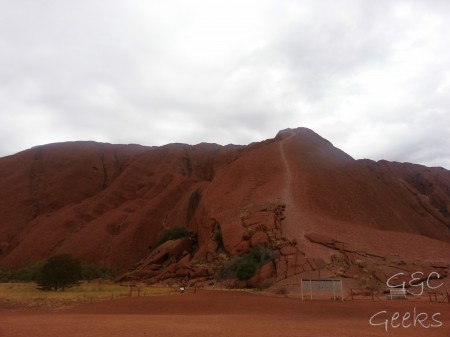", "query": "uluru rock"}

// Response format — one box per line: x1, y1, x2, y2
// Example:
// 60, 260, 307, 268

0, 128, 449, 289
